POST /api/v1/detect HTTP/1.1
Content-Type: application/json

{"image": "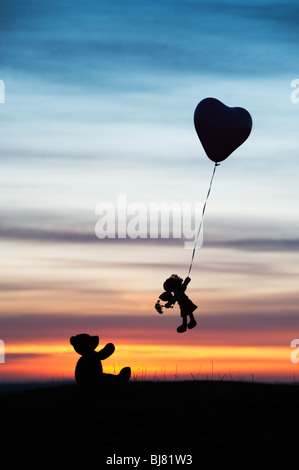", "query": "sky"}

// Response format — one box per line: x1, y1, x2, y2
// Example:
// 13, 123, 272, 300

1, 0, 299, 383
